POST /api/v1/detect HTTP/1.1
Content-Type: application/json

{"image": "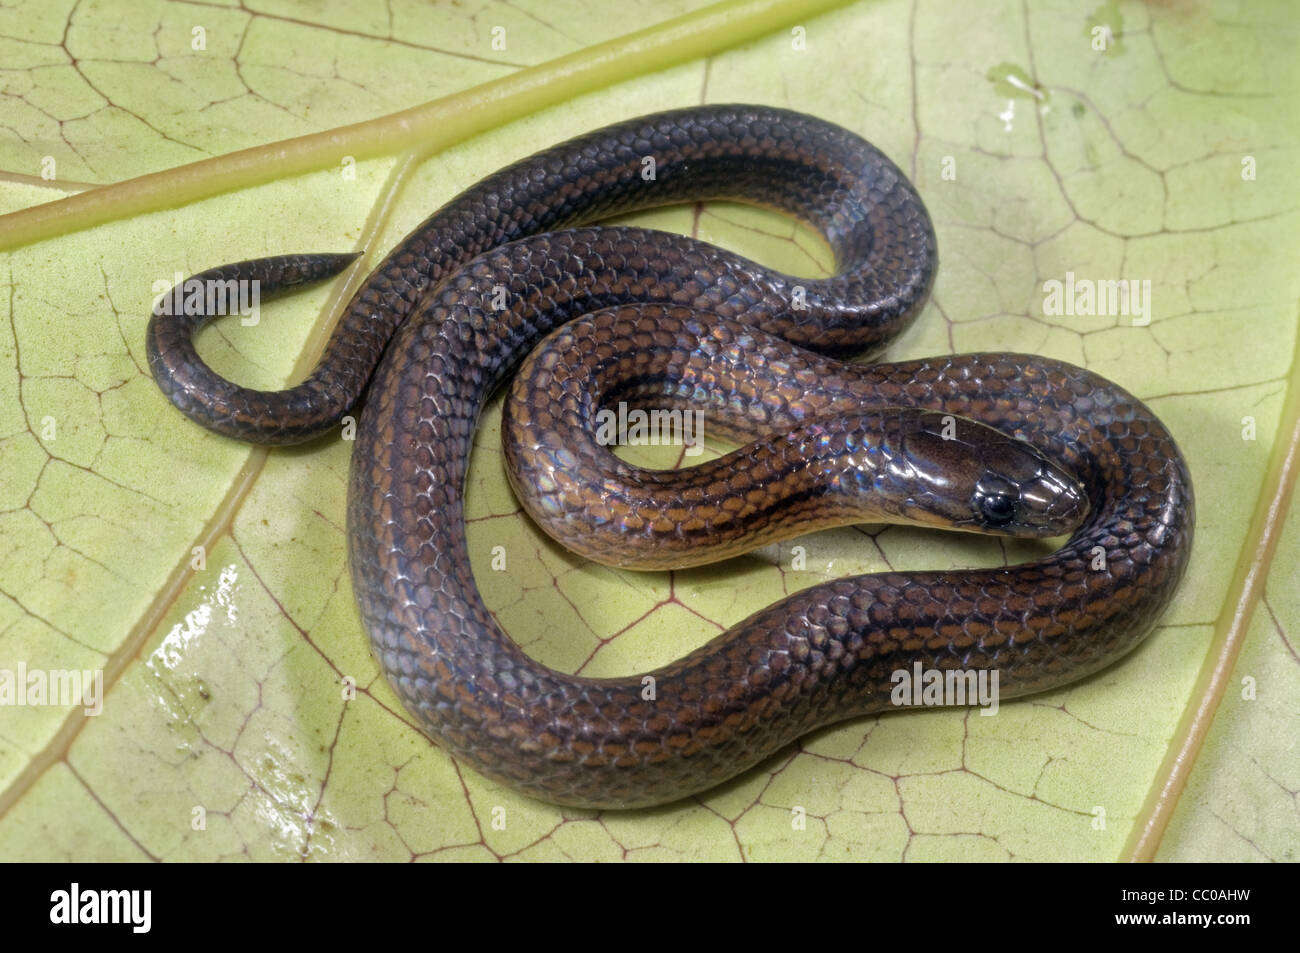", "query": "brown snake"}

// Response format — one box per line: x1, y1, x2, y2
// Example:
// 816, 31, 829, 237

146, 105, 1194, 809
